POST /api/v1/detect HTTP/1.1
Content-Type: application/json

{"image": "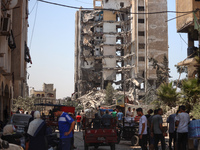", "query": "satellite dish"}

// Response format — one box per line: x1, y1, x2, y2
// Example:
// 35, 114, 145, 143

4, 0, 18, 10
